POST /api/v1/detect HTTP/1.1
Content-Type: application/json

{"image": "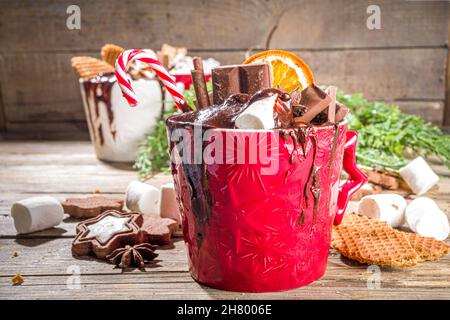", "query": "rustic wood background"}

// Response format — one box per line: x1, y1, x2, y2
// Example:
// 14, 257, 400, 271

0, 0, 449, 139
